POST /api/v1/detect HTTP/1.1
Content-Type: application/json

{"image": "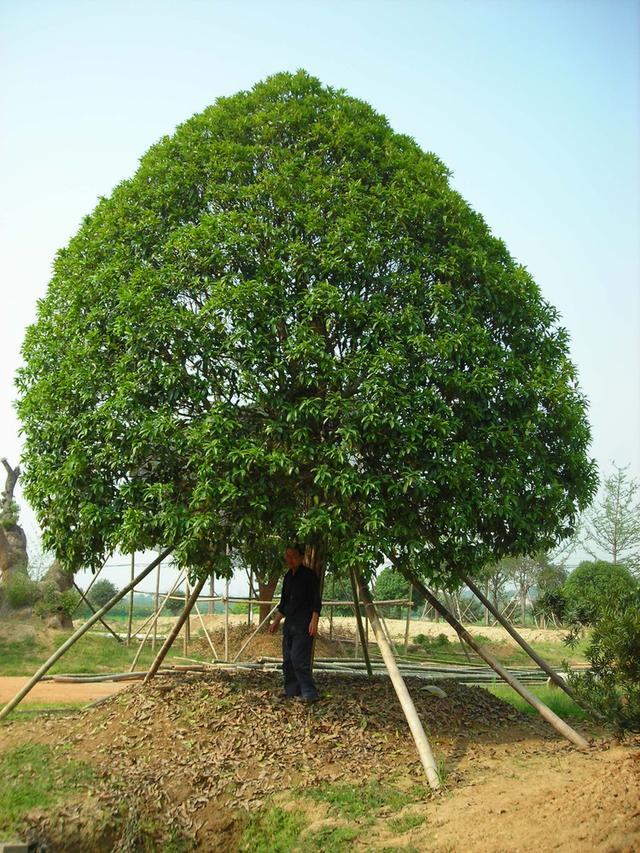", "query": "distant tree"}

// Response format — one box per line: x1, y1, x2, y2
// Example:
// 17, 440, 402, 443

90, 579, 119, 609
373, 566, 425, 617
536, 562, 568, 594
478, 559, 511, 611
563, 559, 637, 625
583, 464, 640, 576
530, 560, 569, 627
165, 591, 185, 615
503, 553, 548, 626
